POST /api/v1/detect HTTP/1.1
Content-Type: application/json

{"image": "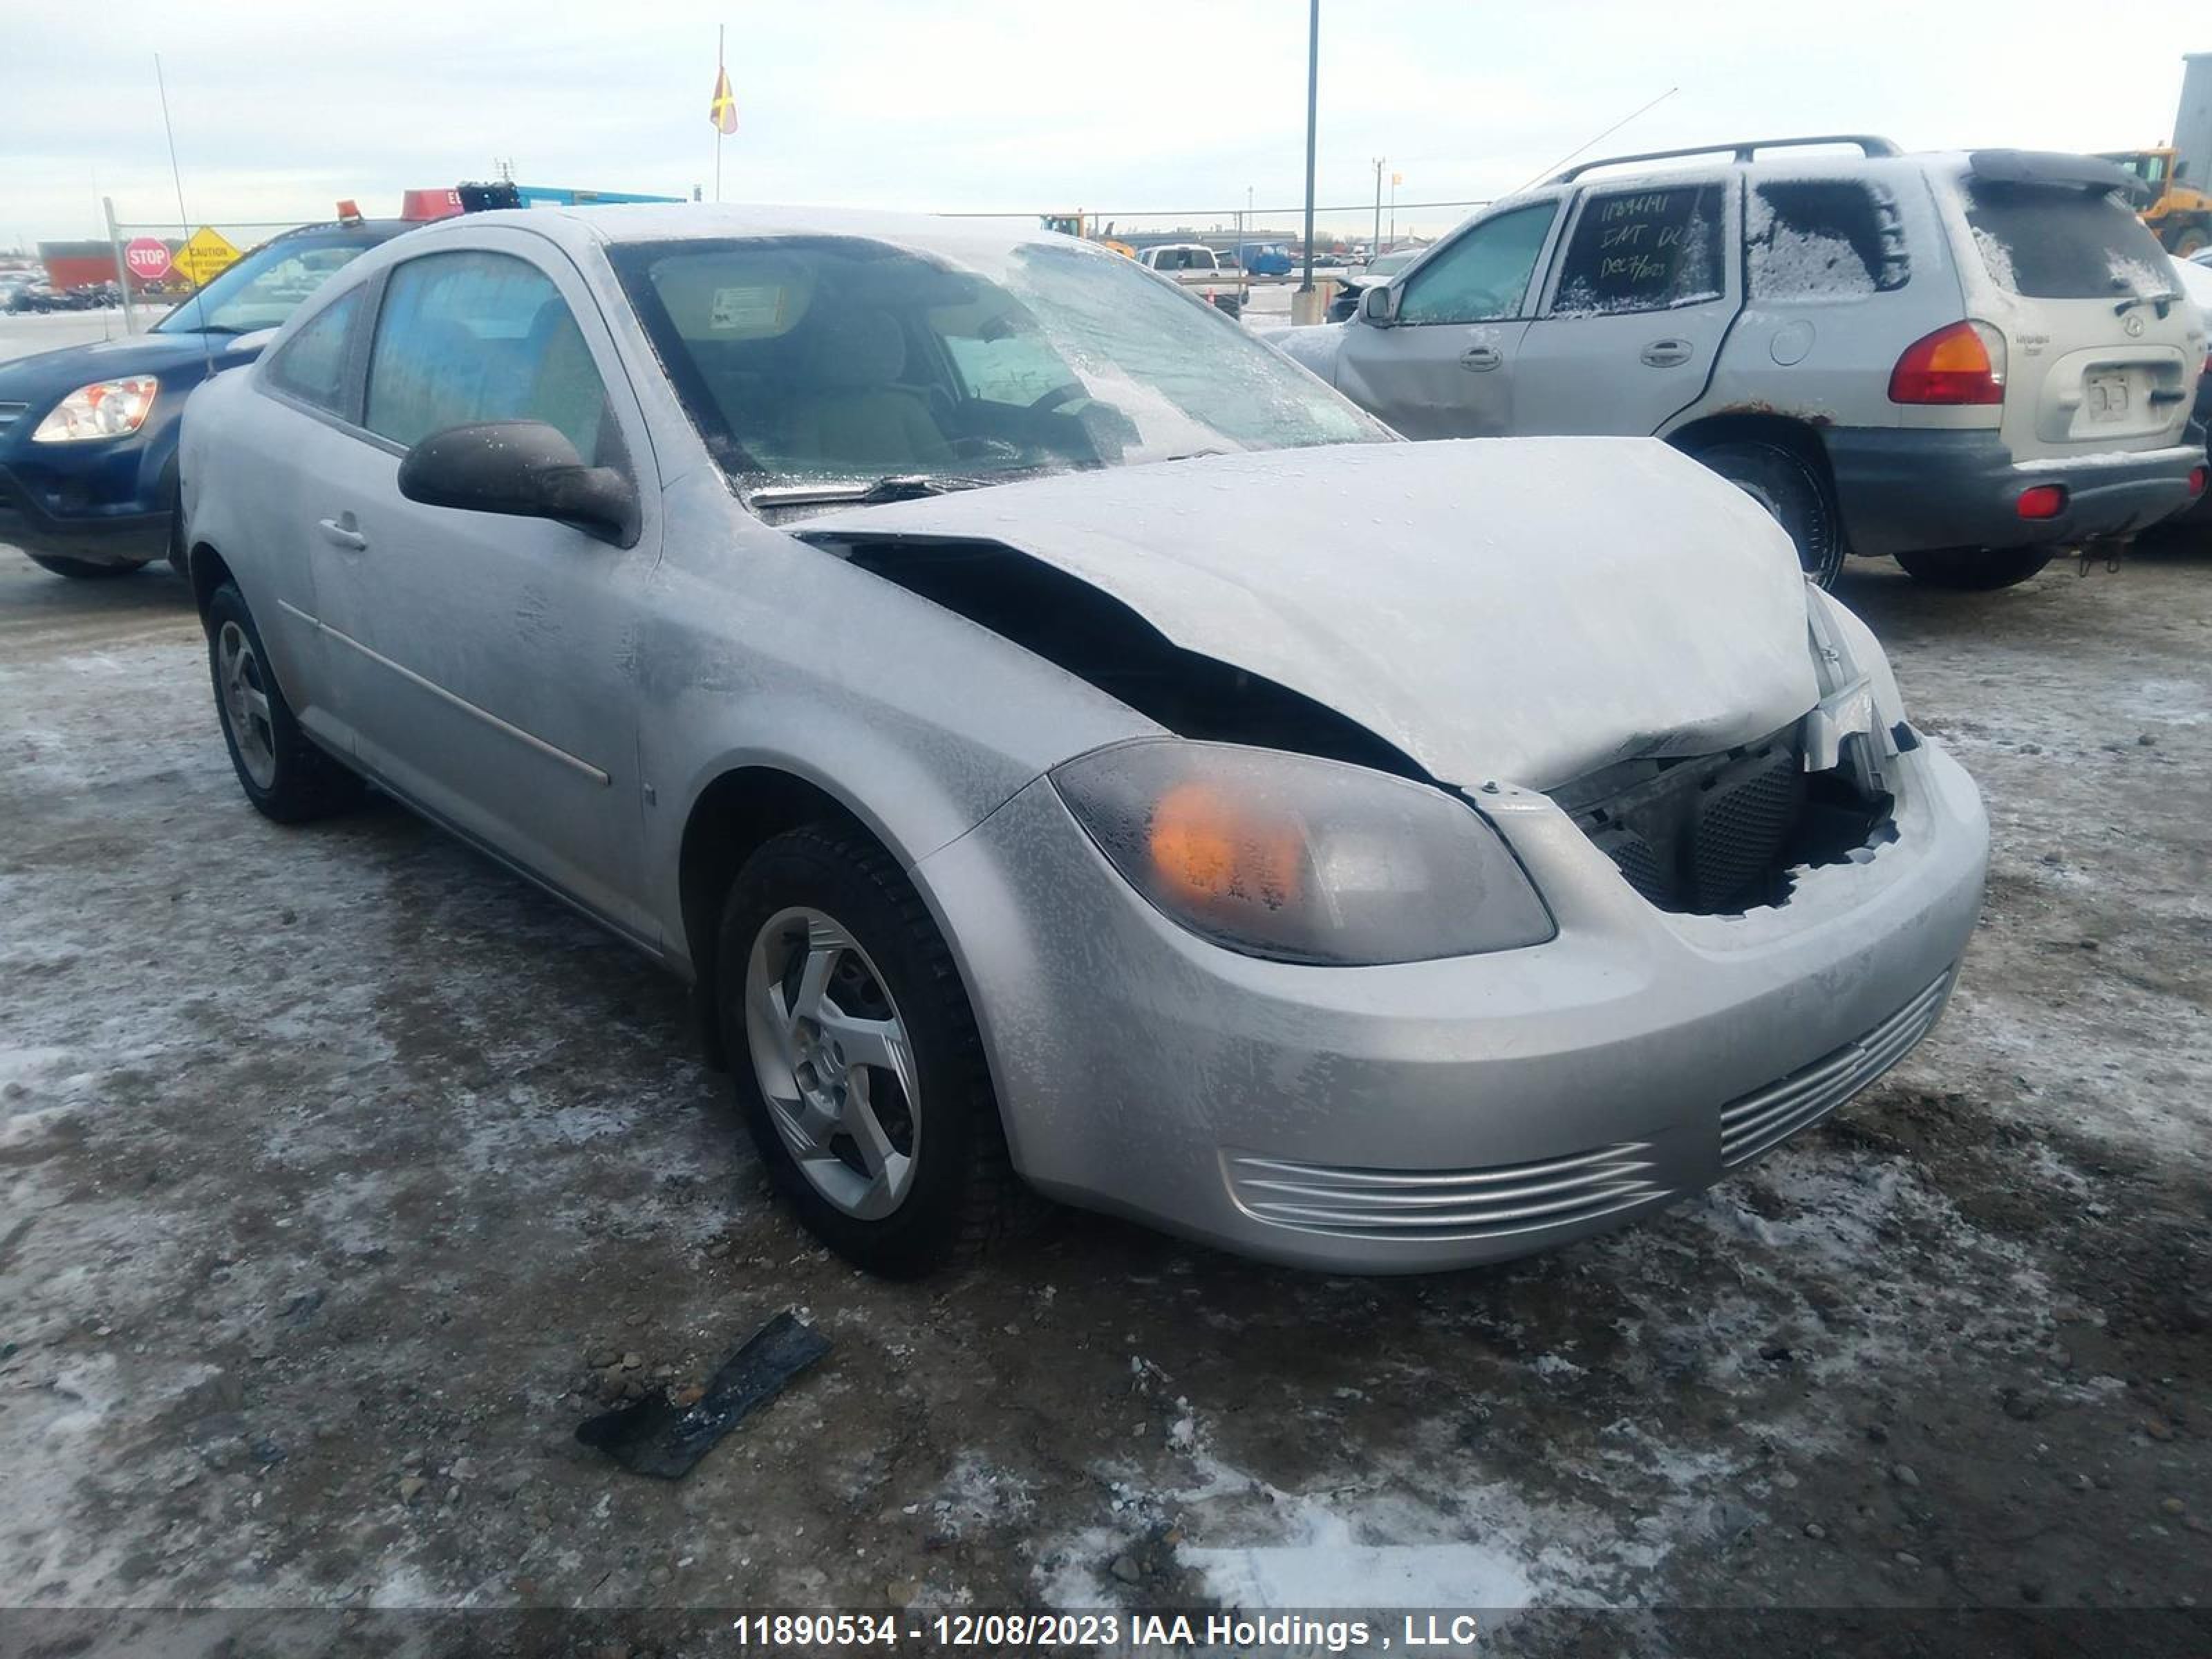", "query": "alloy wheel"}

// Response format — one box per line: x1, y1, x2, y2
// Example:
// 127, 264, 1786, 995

744, 906, 921, 1220
217, 620, 279, 789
